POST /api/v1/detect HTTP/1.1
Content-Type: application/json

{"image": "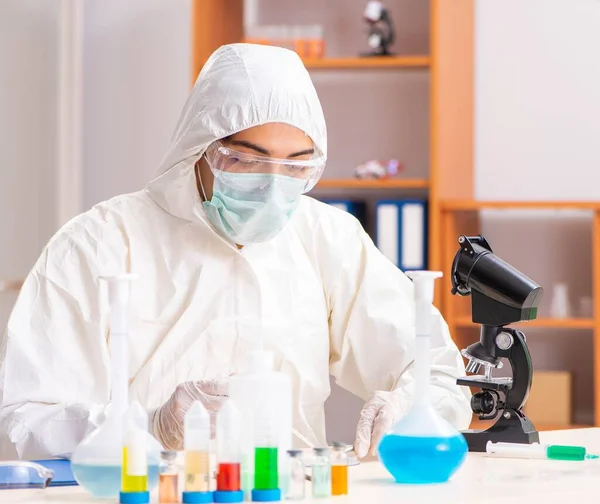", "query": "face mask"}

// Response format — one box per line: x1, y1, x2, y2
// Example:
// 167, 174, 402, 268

200, 172, 306, 245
